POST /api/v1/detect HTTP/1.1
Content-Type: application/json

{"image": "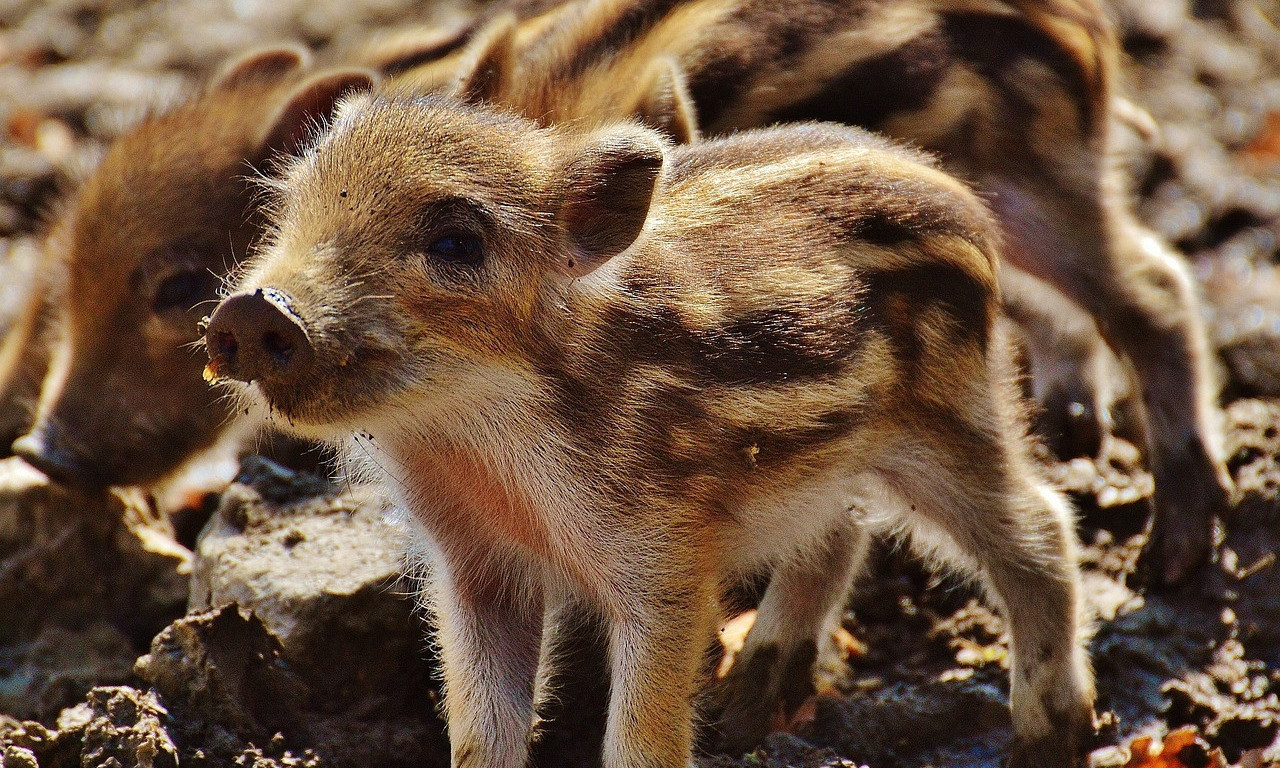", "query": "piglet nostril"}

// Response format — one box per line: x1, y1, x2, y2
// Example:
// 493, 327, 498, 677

205, 288, 313, 384
262, 330, 294, 364
213, 331, 239, 362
